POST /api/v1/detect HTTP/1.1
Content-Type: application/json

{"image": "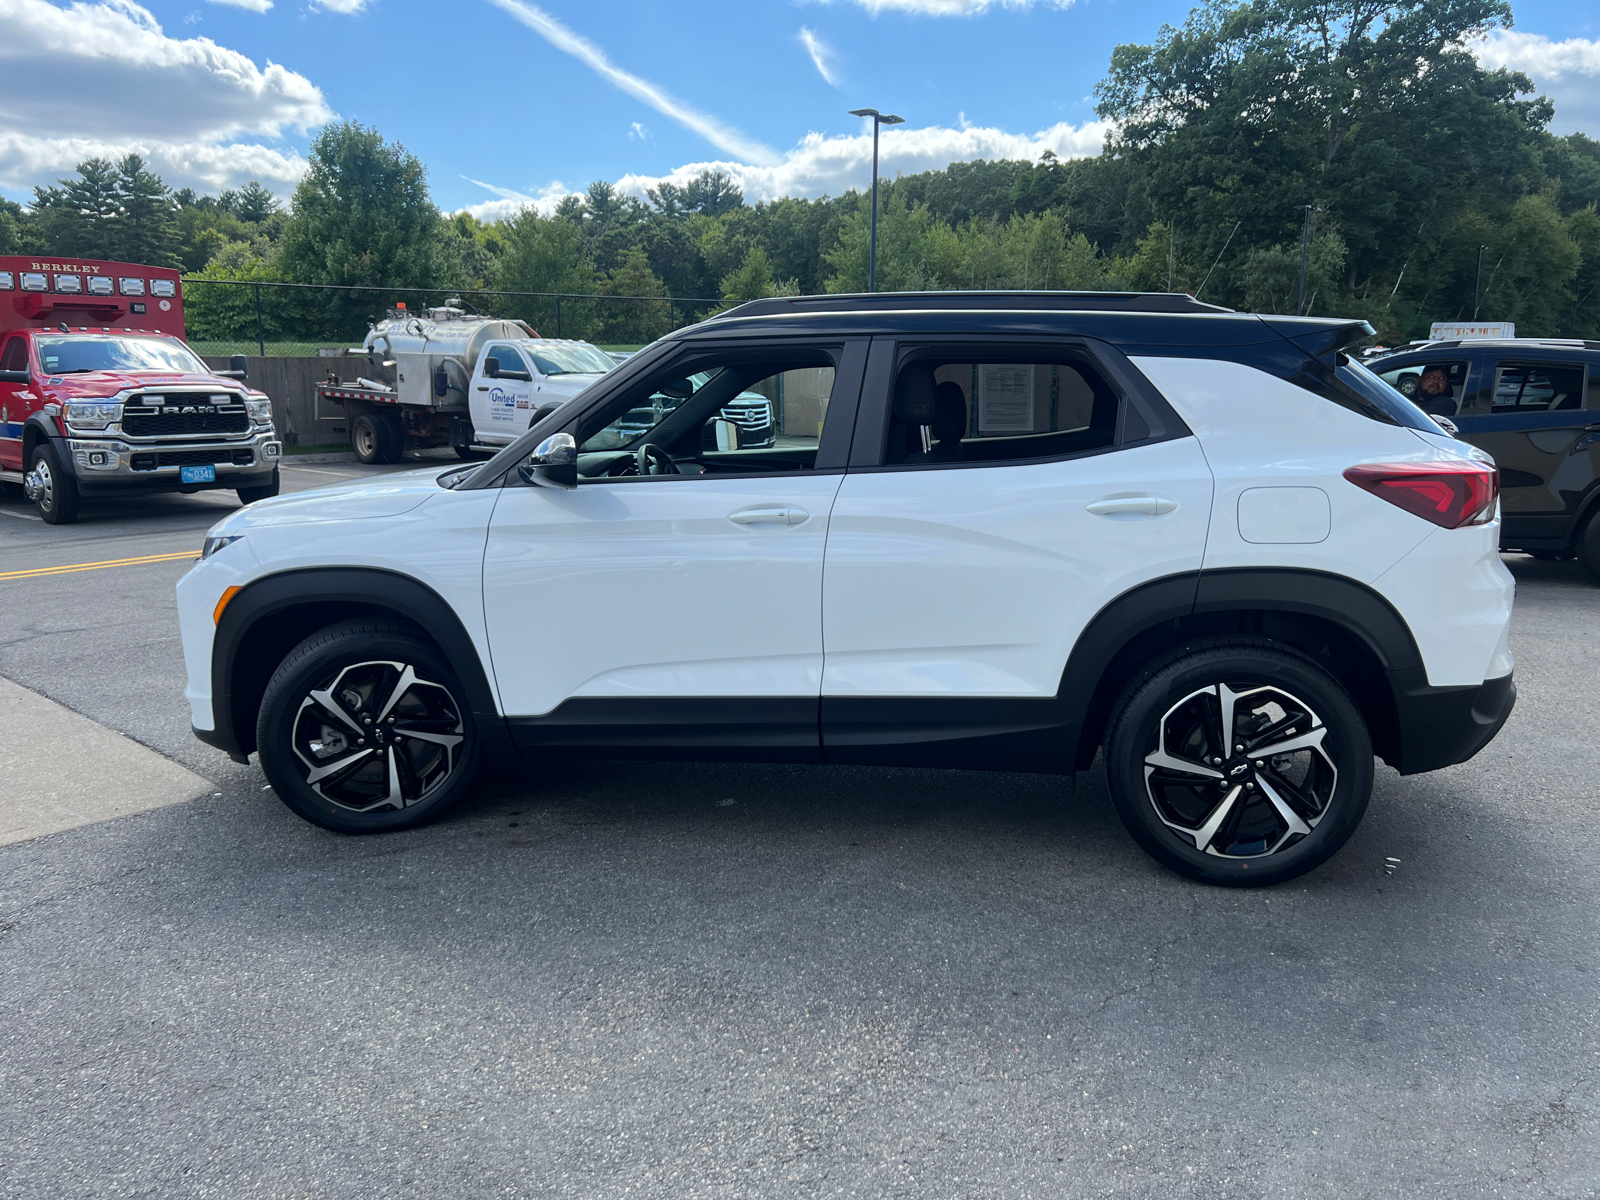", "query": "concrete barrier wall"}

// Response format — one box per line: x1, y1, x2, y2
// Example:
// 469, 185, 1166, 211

201, 355, 360, 448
